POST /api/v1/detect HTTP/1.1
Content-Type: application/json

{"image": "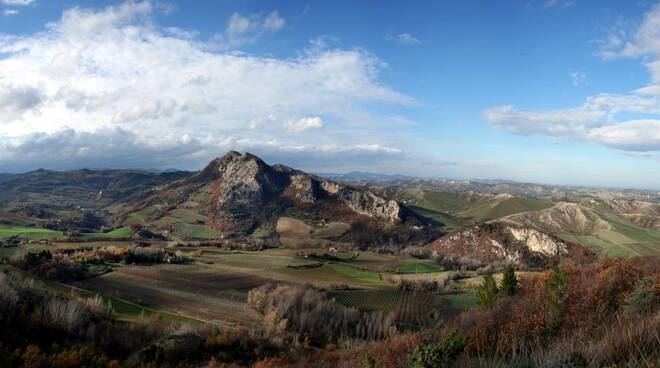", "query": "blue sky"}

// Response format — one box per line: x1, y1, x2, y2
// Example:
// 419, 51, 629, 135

1, 0, 660, 189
